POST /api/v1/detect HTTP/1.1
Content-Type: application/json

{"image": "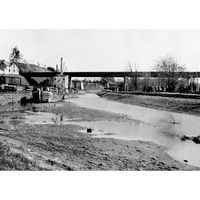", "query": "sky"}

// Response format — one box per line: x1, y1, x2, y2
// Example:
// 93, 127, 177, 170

1, 29, 200, 72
